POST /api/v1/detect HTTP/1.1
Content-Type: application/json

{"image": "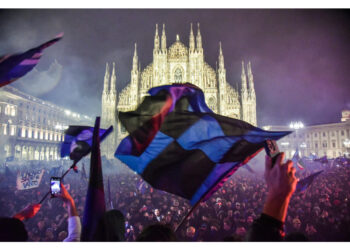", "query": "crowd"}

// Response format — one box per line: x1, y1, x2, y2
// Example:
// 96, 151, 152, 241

0, 156, 349, 241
